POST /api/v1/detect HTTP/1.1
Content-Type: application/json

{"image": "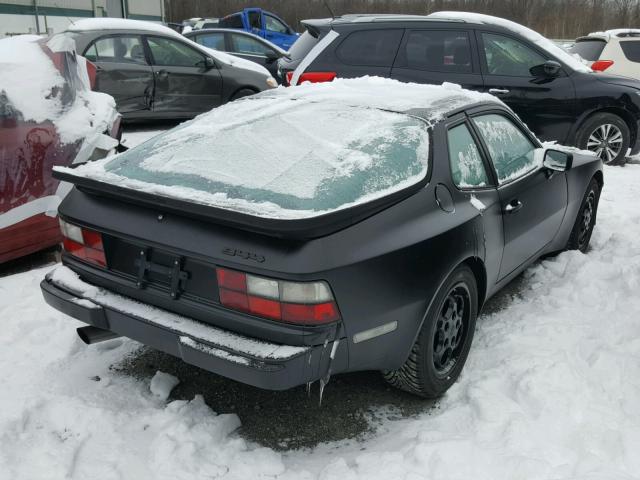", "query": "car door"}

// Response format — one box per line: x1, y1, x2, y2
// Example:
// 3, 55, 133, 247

228, 32, 280, 76
390, 29, 484, 91
263, 13, 296, 50
144, 35, 223, 116
470, 112, 568, 279
83, 34, 153, 114
444, 118, 504, 289
478, 32, 577, 144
